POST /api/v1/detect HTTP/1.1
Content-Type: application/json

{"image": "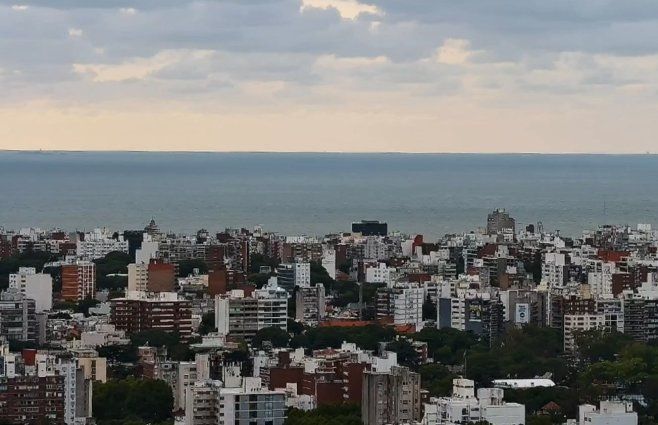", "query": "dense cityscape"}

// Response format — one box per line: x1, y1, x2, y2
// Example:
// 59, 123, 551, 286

0, 210, 655, 425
